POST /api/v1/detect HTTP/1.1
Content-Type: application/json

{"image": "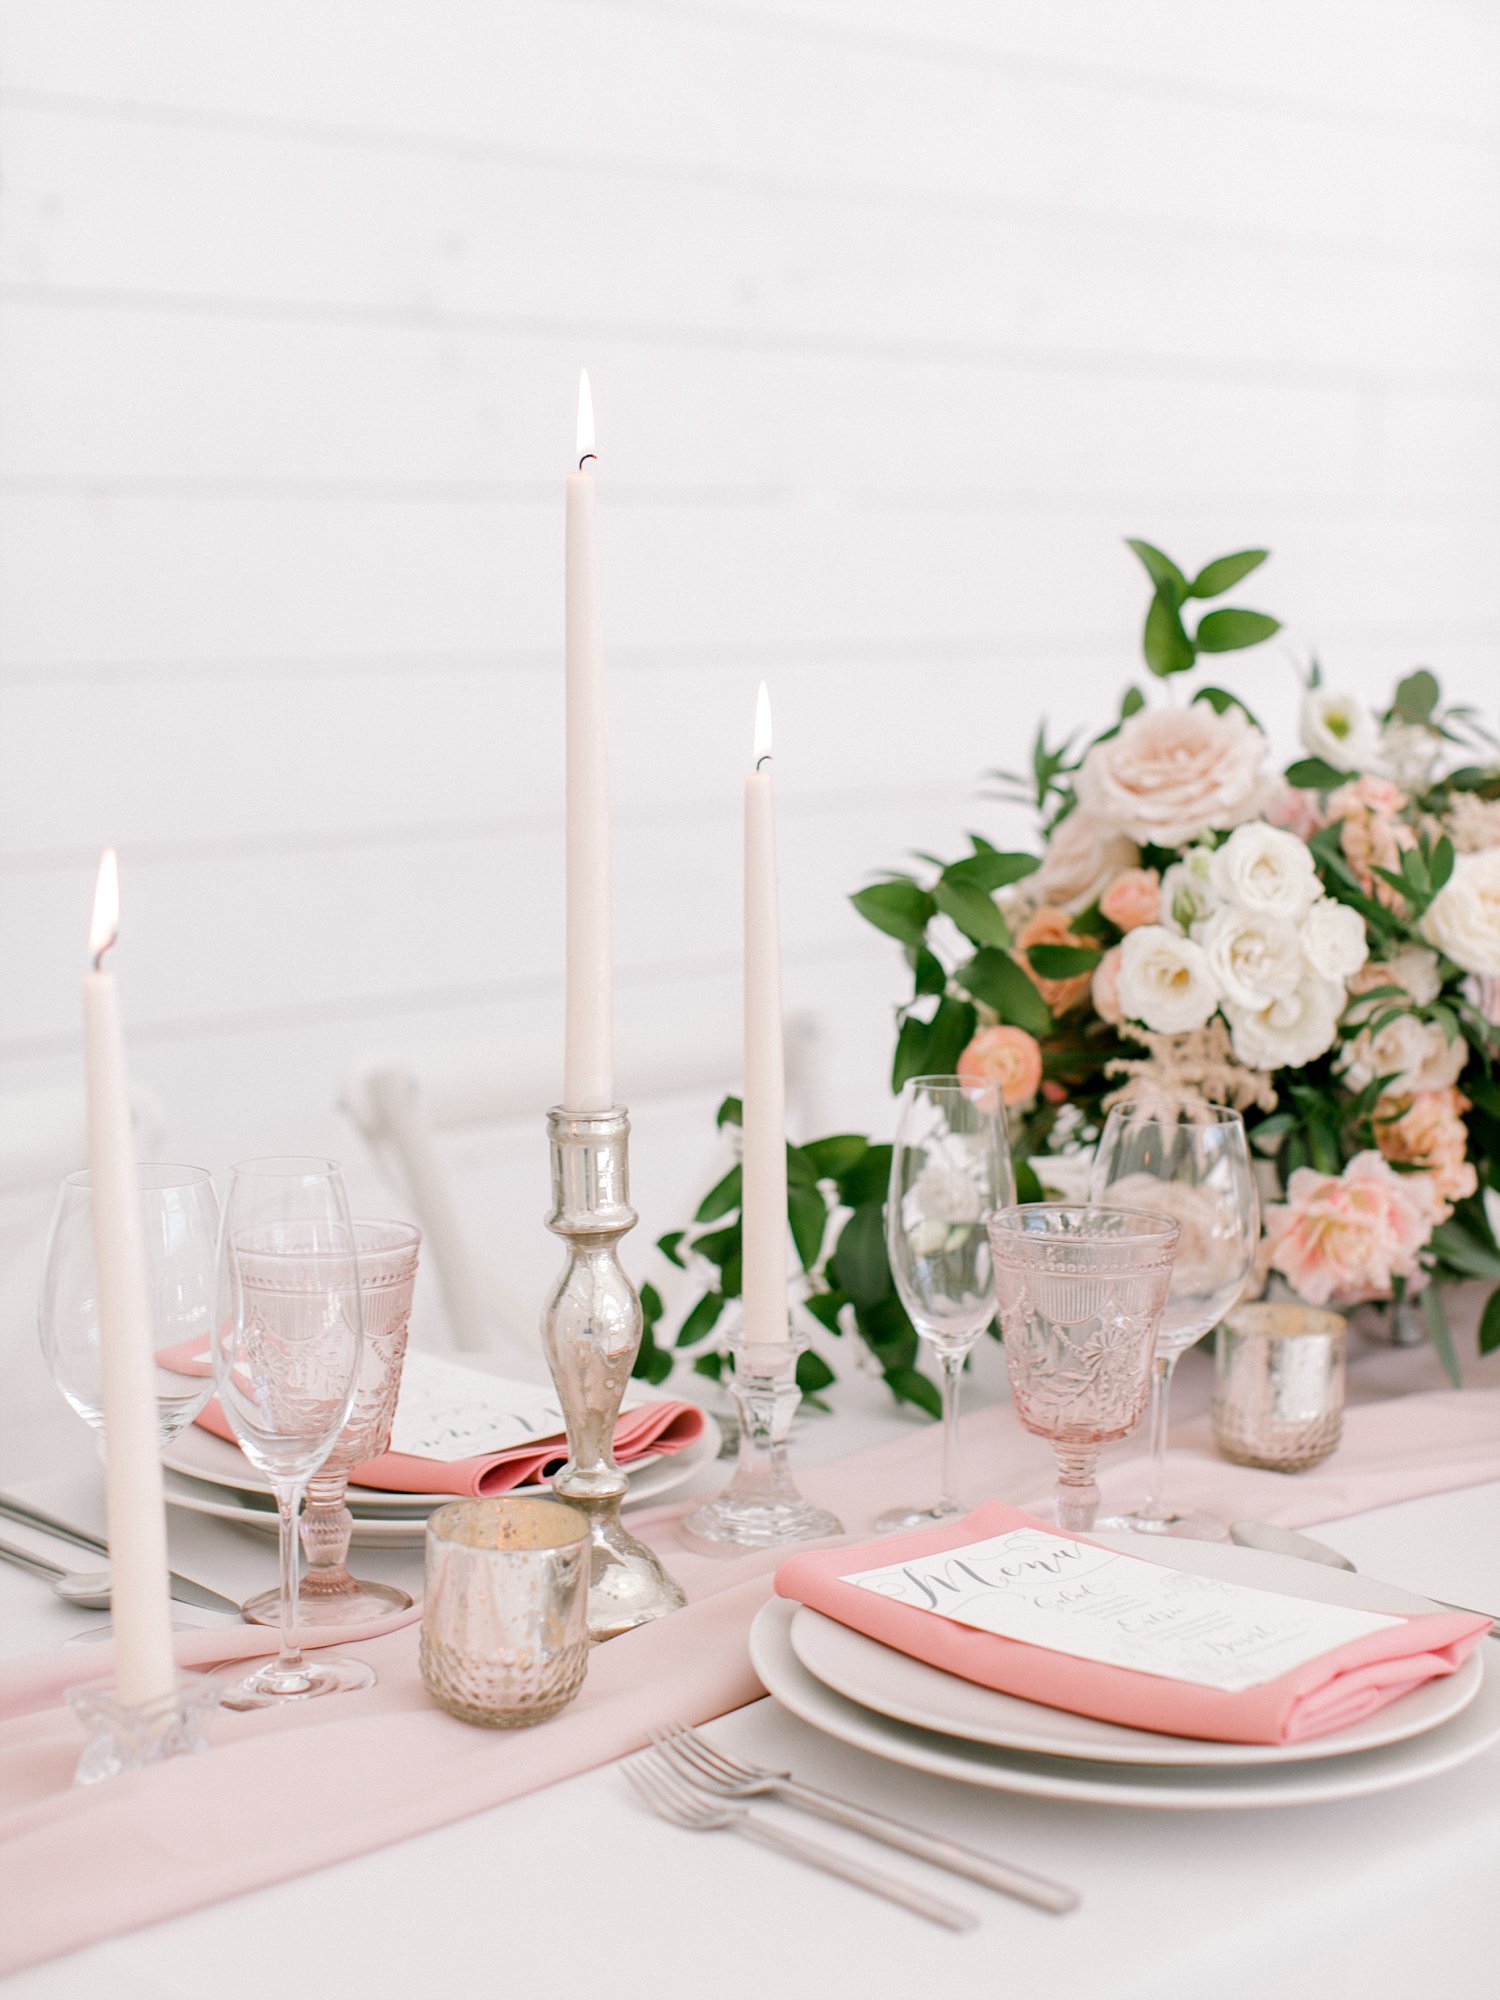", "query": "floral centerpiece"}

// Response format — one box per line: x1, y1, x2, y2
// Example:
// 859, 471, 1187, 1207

639, 543, 1500, 1408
